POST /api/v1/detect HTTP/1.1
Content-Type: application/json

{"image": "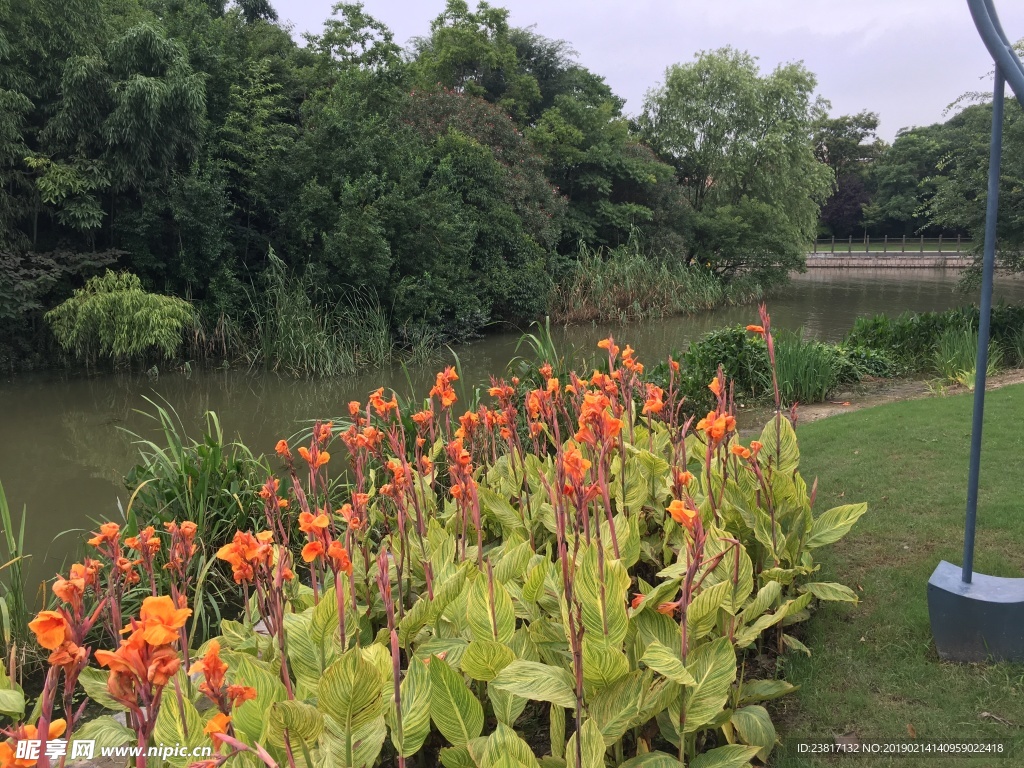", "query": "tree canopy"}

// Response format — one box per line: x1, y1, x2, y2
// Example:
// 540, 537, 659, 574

2, 0, 847, 365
